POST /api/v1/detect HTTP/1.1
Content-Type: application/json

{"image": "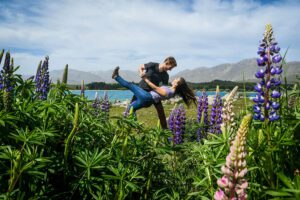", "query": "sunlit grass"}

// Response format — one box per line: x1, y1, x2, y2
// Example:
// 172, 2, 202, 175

110, 98, 253, 128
